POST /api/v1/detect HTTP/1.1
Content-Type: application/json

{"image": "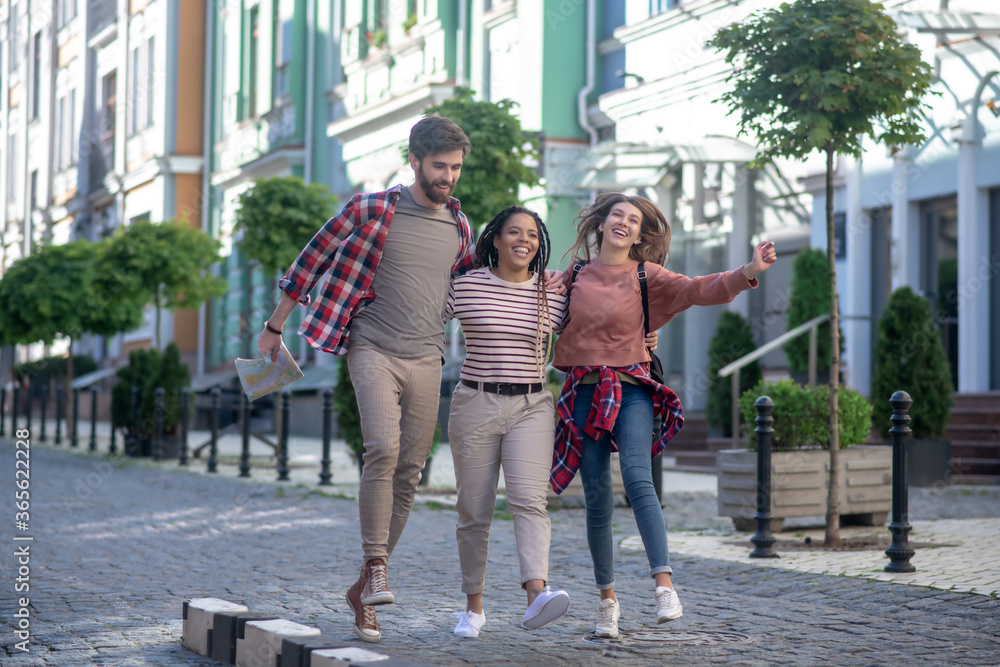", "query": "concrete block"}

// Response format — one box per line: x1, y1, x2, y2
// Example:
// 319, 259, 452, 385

182, 598, 249, 657
236, 619, 320, 667
211, 611, 280, 664
353, 660, 438, 667
310, 647, 389, 666
279, 636, 350, 667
